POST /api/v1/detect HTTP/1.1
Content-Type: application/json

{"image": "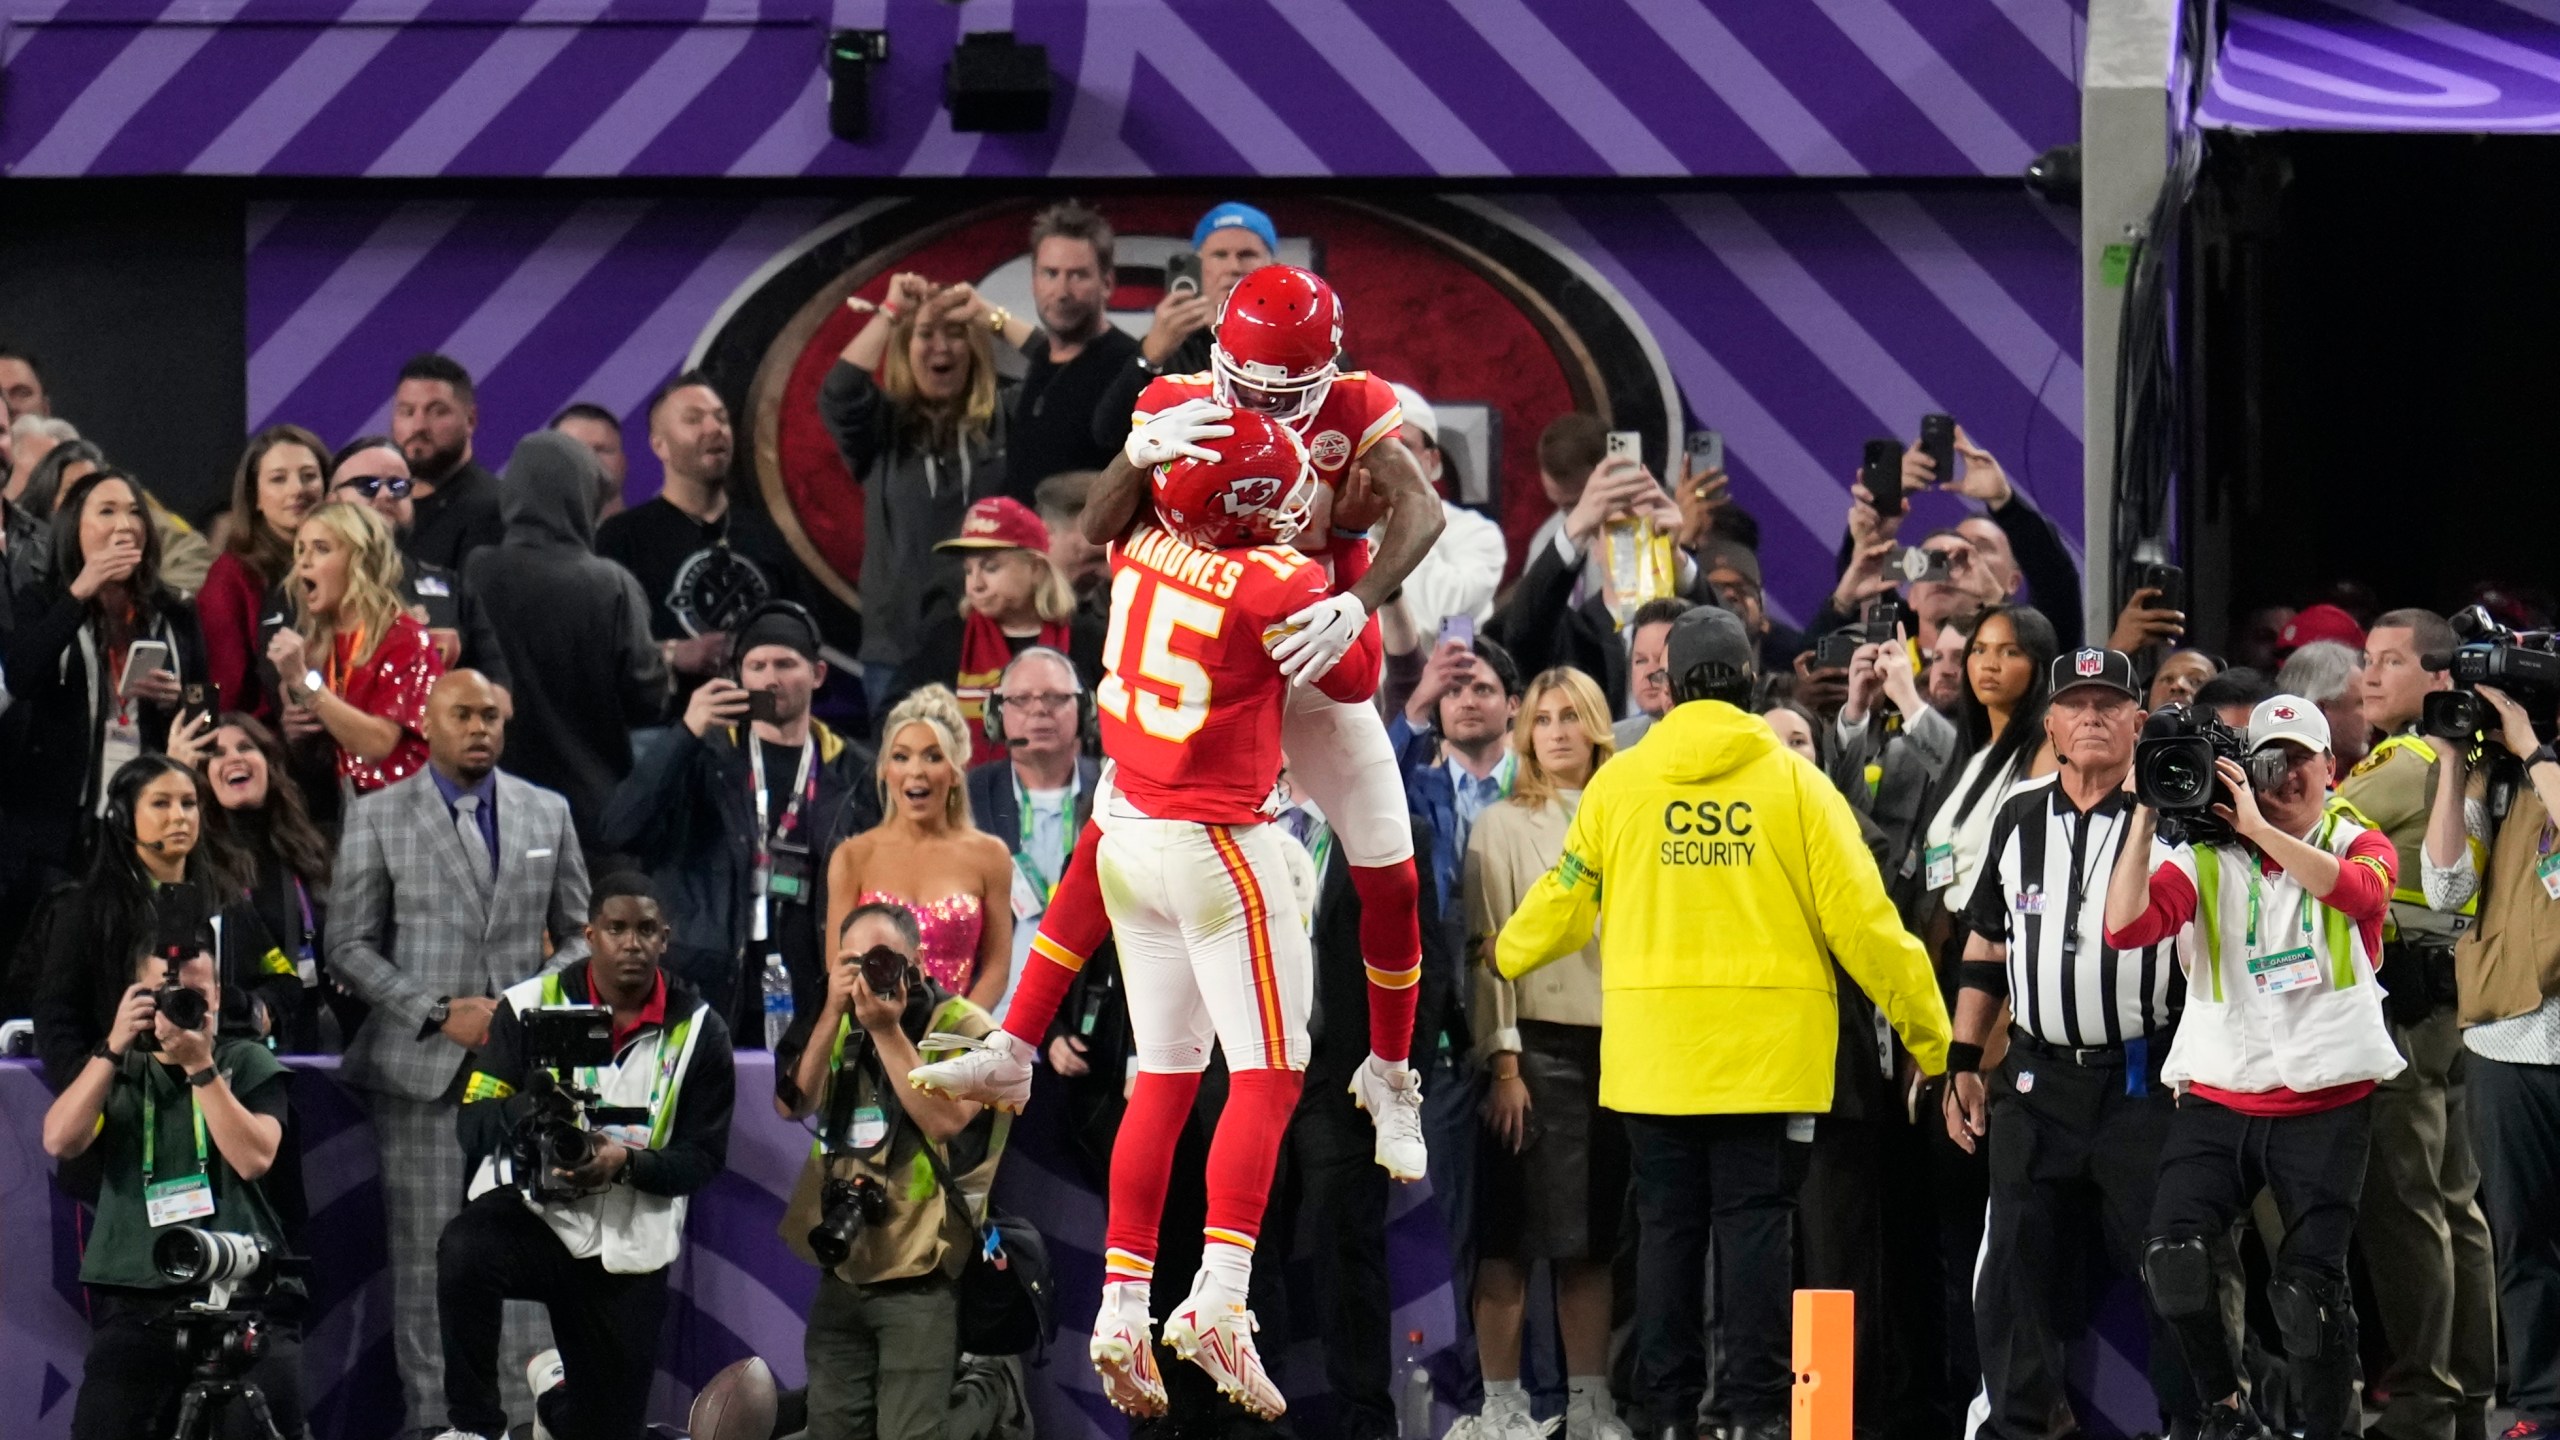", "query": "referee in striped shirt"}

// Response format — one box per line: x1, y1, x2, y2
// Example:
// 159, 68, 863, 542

1942, 646, 2195, 1440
